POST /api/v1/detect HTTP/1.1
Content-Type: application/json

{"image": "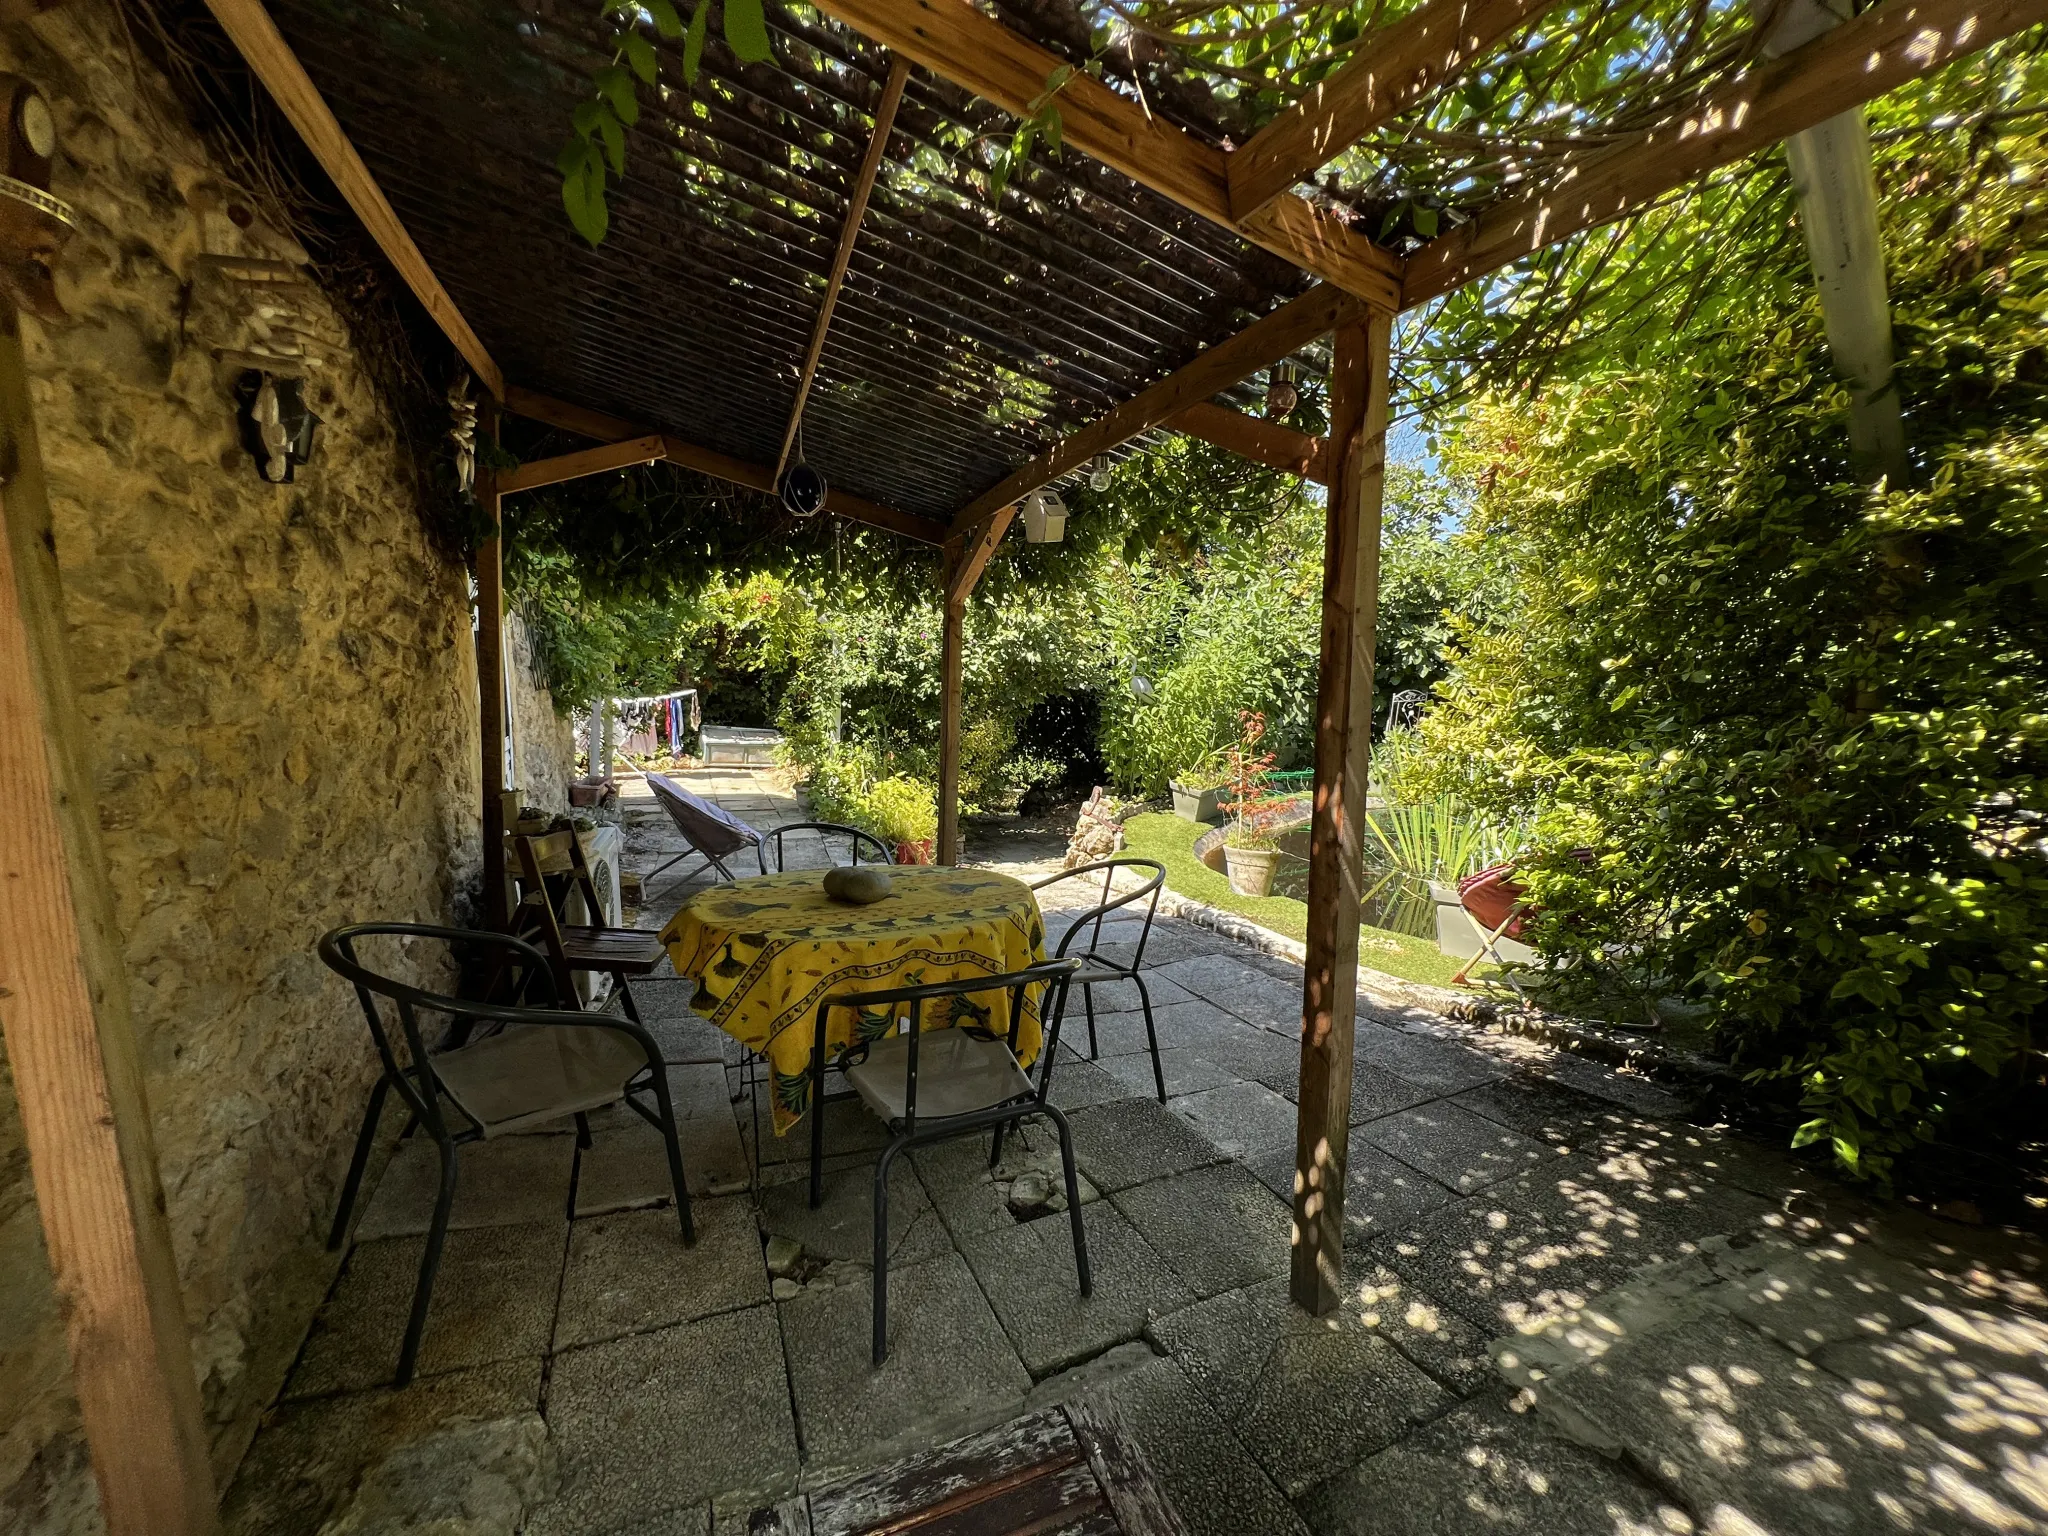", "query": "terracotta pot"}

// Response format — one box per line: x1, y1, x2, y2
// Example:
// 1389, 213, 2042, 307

1223, 844, 1279, 897
894, 838, 934, 866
